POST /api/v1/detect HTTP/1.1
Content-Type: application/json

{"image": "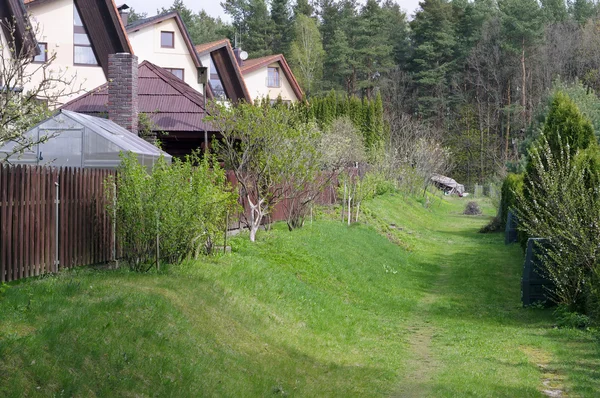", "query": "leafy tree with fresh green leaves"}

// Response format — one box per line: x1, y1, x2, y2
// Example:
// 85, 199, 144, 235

289, 14, 325, 97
